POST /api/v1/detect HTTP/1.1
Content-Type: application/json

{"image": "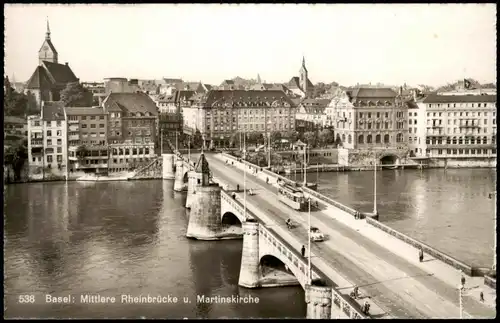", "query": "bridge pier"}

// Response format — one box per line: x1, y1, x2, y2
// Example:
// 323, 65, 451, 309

186, 185, 224, 239
305, 284, 332, 319
173, 158, 186, 192
162, 154, 175, 179
238, 221, 261, 288
185, 170, 197, 209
